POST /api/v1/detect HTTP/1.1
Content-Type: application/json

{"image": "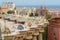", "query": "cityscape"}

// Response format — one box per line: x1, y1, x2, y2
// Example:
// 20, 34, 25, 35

0, 0, 60, 40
